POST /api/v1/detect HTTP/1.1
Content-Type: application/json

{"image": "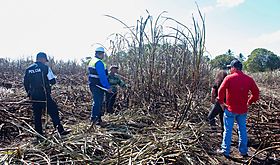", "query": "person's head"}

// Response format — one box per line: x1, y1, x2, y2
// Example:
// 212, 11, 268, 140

95, 47, 105, 59
215, 70, 227, 86
110, 65, 119, 74
36, 52, 49, 64
227, 59, 242, 74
